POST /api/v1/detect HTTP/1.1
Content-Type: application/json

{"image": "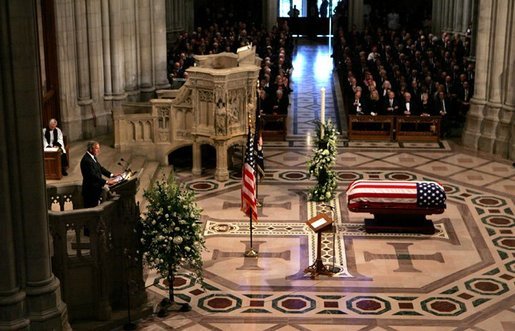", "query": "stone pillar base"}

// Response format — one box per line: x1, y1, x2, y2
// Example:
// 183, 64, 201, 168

462, 99, 486, 150
25, 276, 70, 330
